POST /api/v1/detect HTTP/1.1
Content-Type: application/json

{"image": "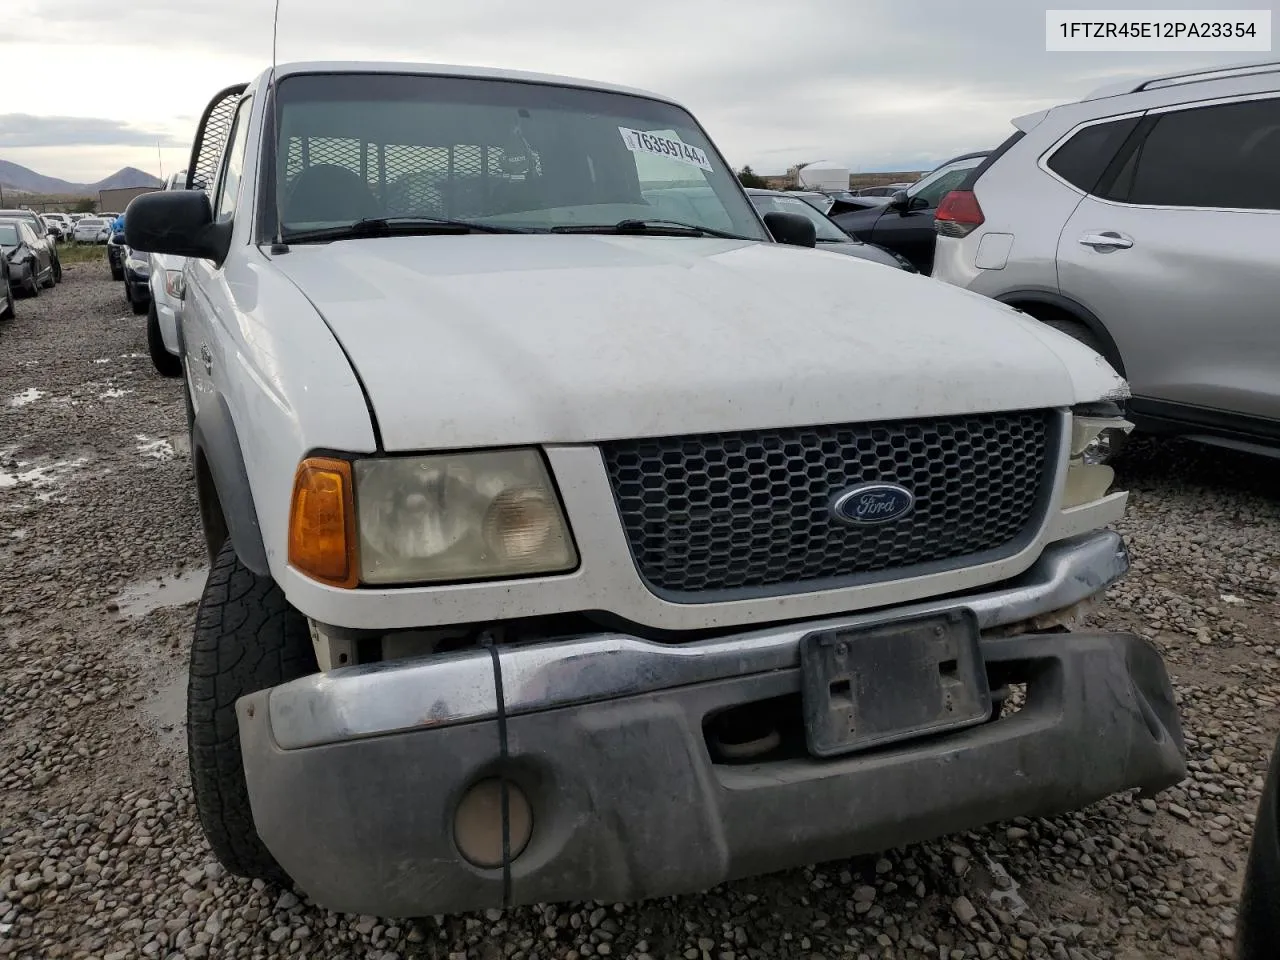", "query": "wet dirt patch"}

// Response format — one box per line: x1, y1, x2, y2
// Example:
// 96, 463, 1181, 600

0, 454, 91, 499
7, 388, 44, 408
111, 567, 208, 619
140, 670, 188, 754
135, 434, 175, 461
